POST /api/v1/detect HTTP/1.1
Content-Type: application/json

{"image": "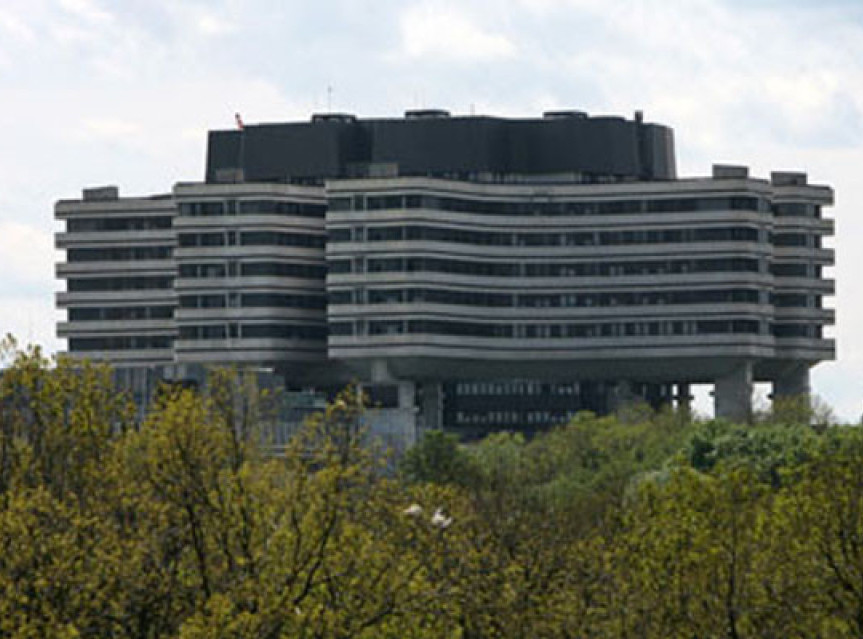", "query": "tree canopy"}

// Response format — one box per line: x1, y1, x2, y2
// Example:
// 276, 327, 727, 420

1, 336, 861, 637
